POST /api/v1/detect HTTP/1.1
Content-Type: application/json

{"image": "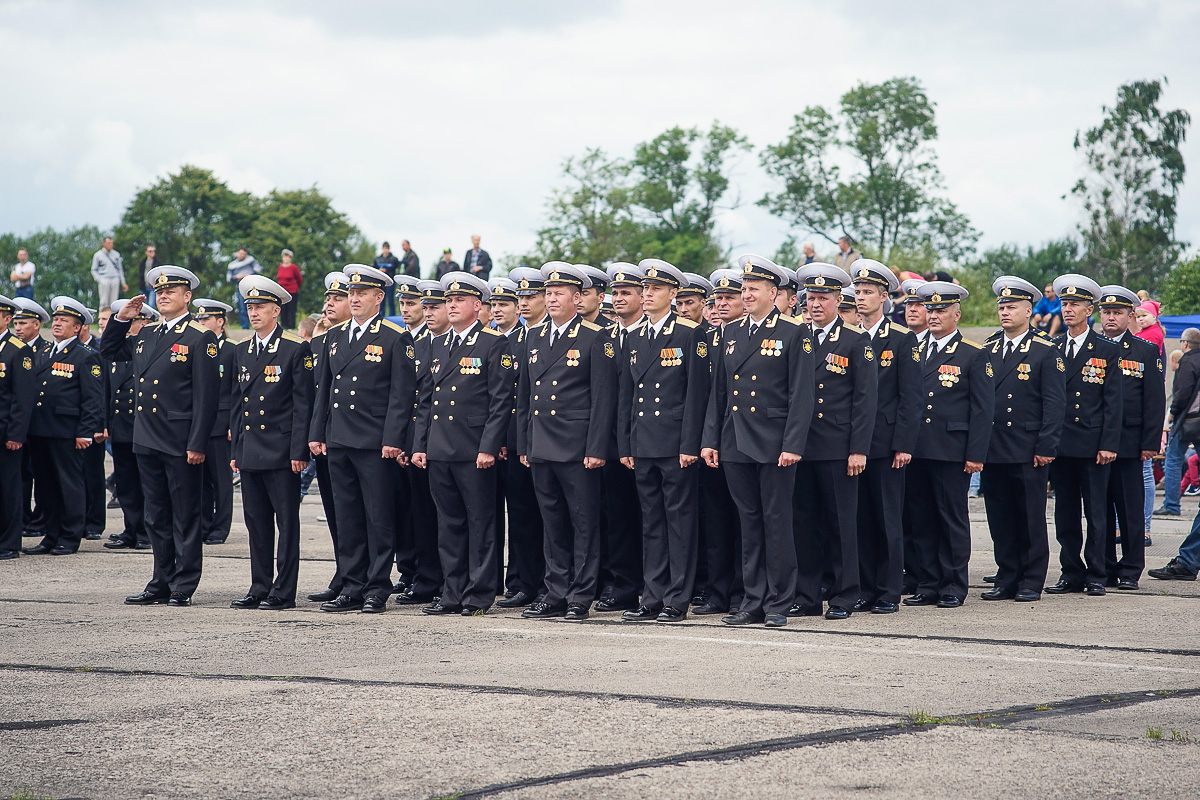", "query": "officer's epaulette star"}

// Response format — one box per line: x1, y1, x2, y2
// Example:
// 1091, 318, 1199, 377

480, 326, 502, 336
579, 319, 601, 331
960, 338, 984, 349
188, 320, 207, 332
1031, 336, 1055, 347
777, 315, 802, 326
380, 319, 405, 333
281, 331, 304, 343
675, 317, 699, 329
984, 329, 1003, 342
